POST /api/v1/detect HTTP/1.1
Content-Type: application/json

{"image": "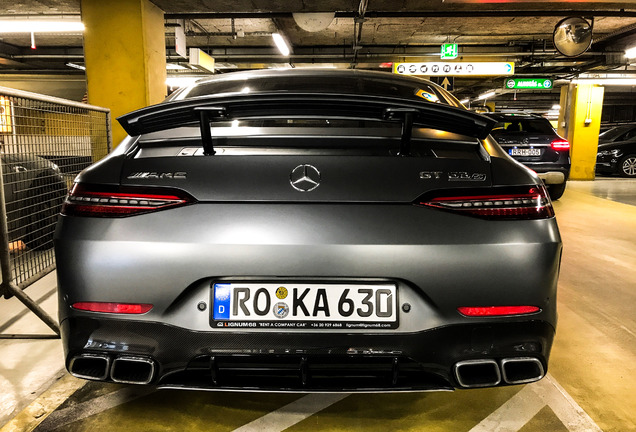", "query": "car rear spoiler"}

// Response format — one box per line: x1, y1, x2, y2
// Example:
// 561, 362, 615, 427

118, 93, 496, 156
